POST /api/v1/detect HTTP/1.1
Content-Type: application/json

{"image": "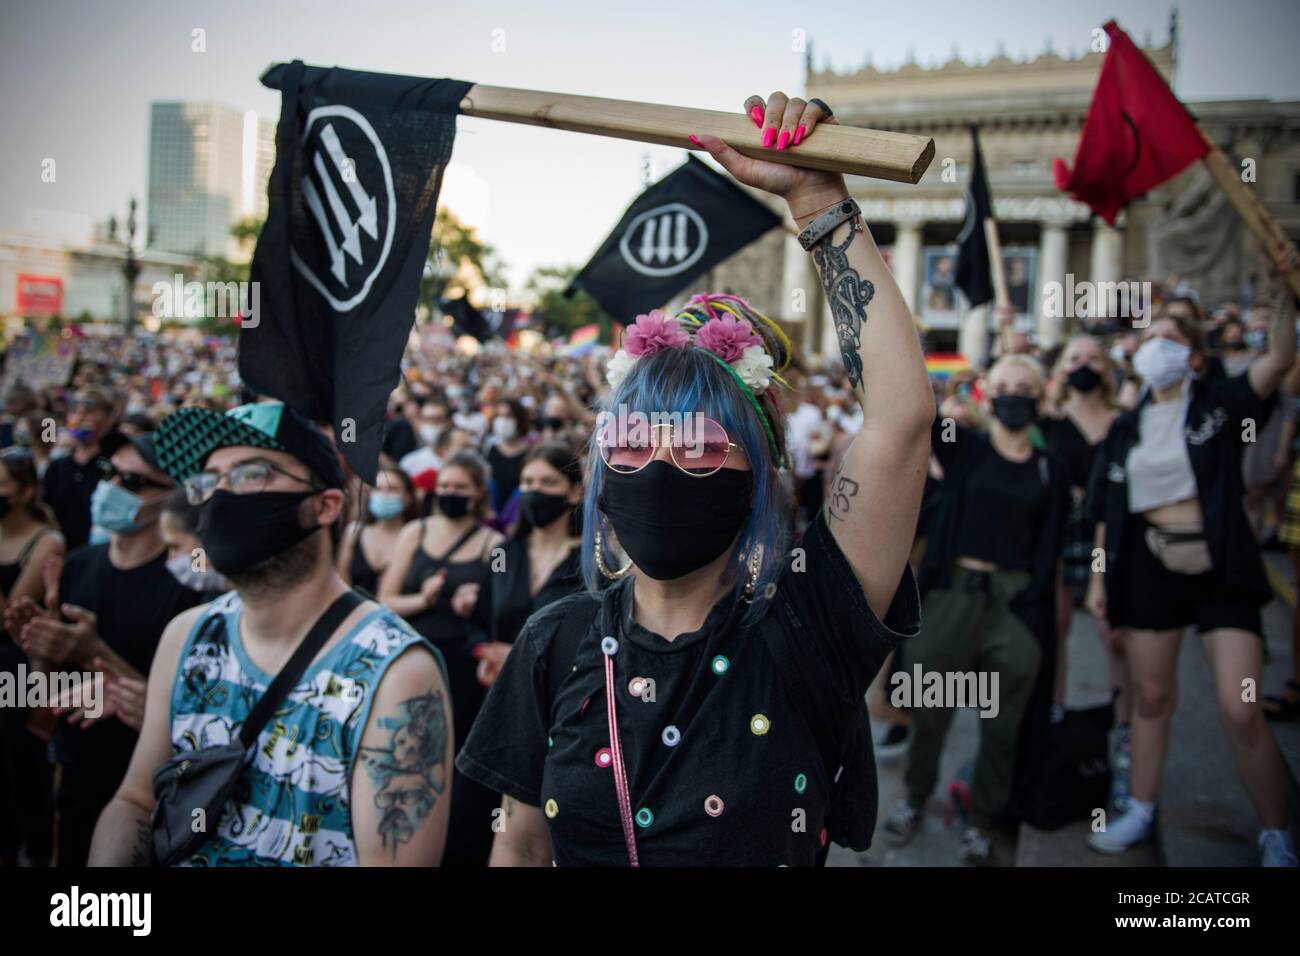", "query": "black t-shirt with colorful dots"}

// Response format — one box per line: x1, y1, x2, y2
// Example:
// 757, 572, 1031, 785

456, 512, 920, 866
